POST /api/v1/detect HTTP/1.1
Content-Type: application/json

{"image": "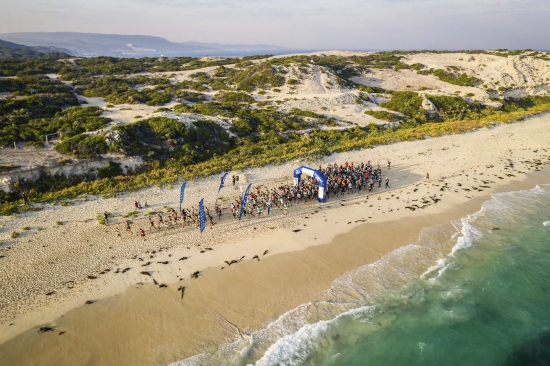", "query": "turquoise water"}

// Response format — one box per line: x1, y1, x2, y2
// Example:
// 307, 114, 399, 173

176, 185, 550, 366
